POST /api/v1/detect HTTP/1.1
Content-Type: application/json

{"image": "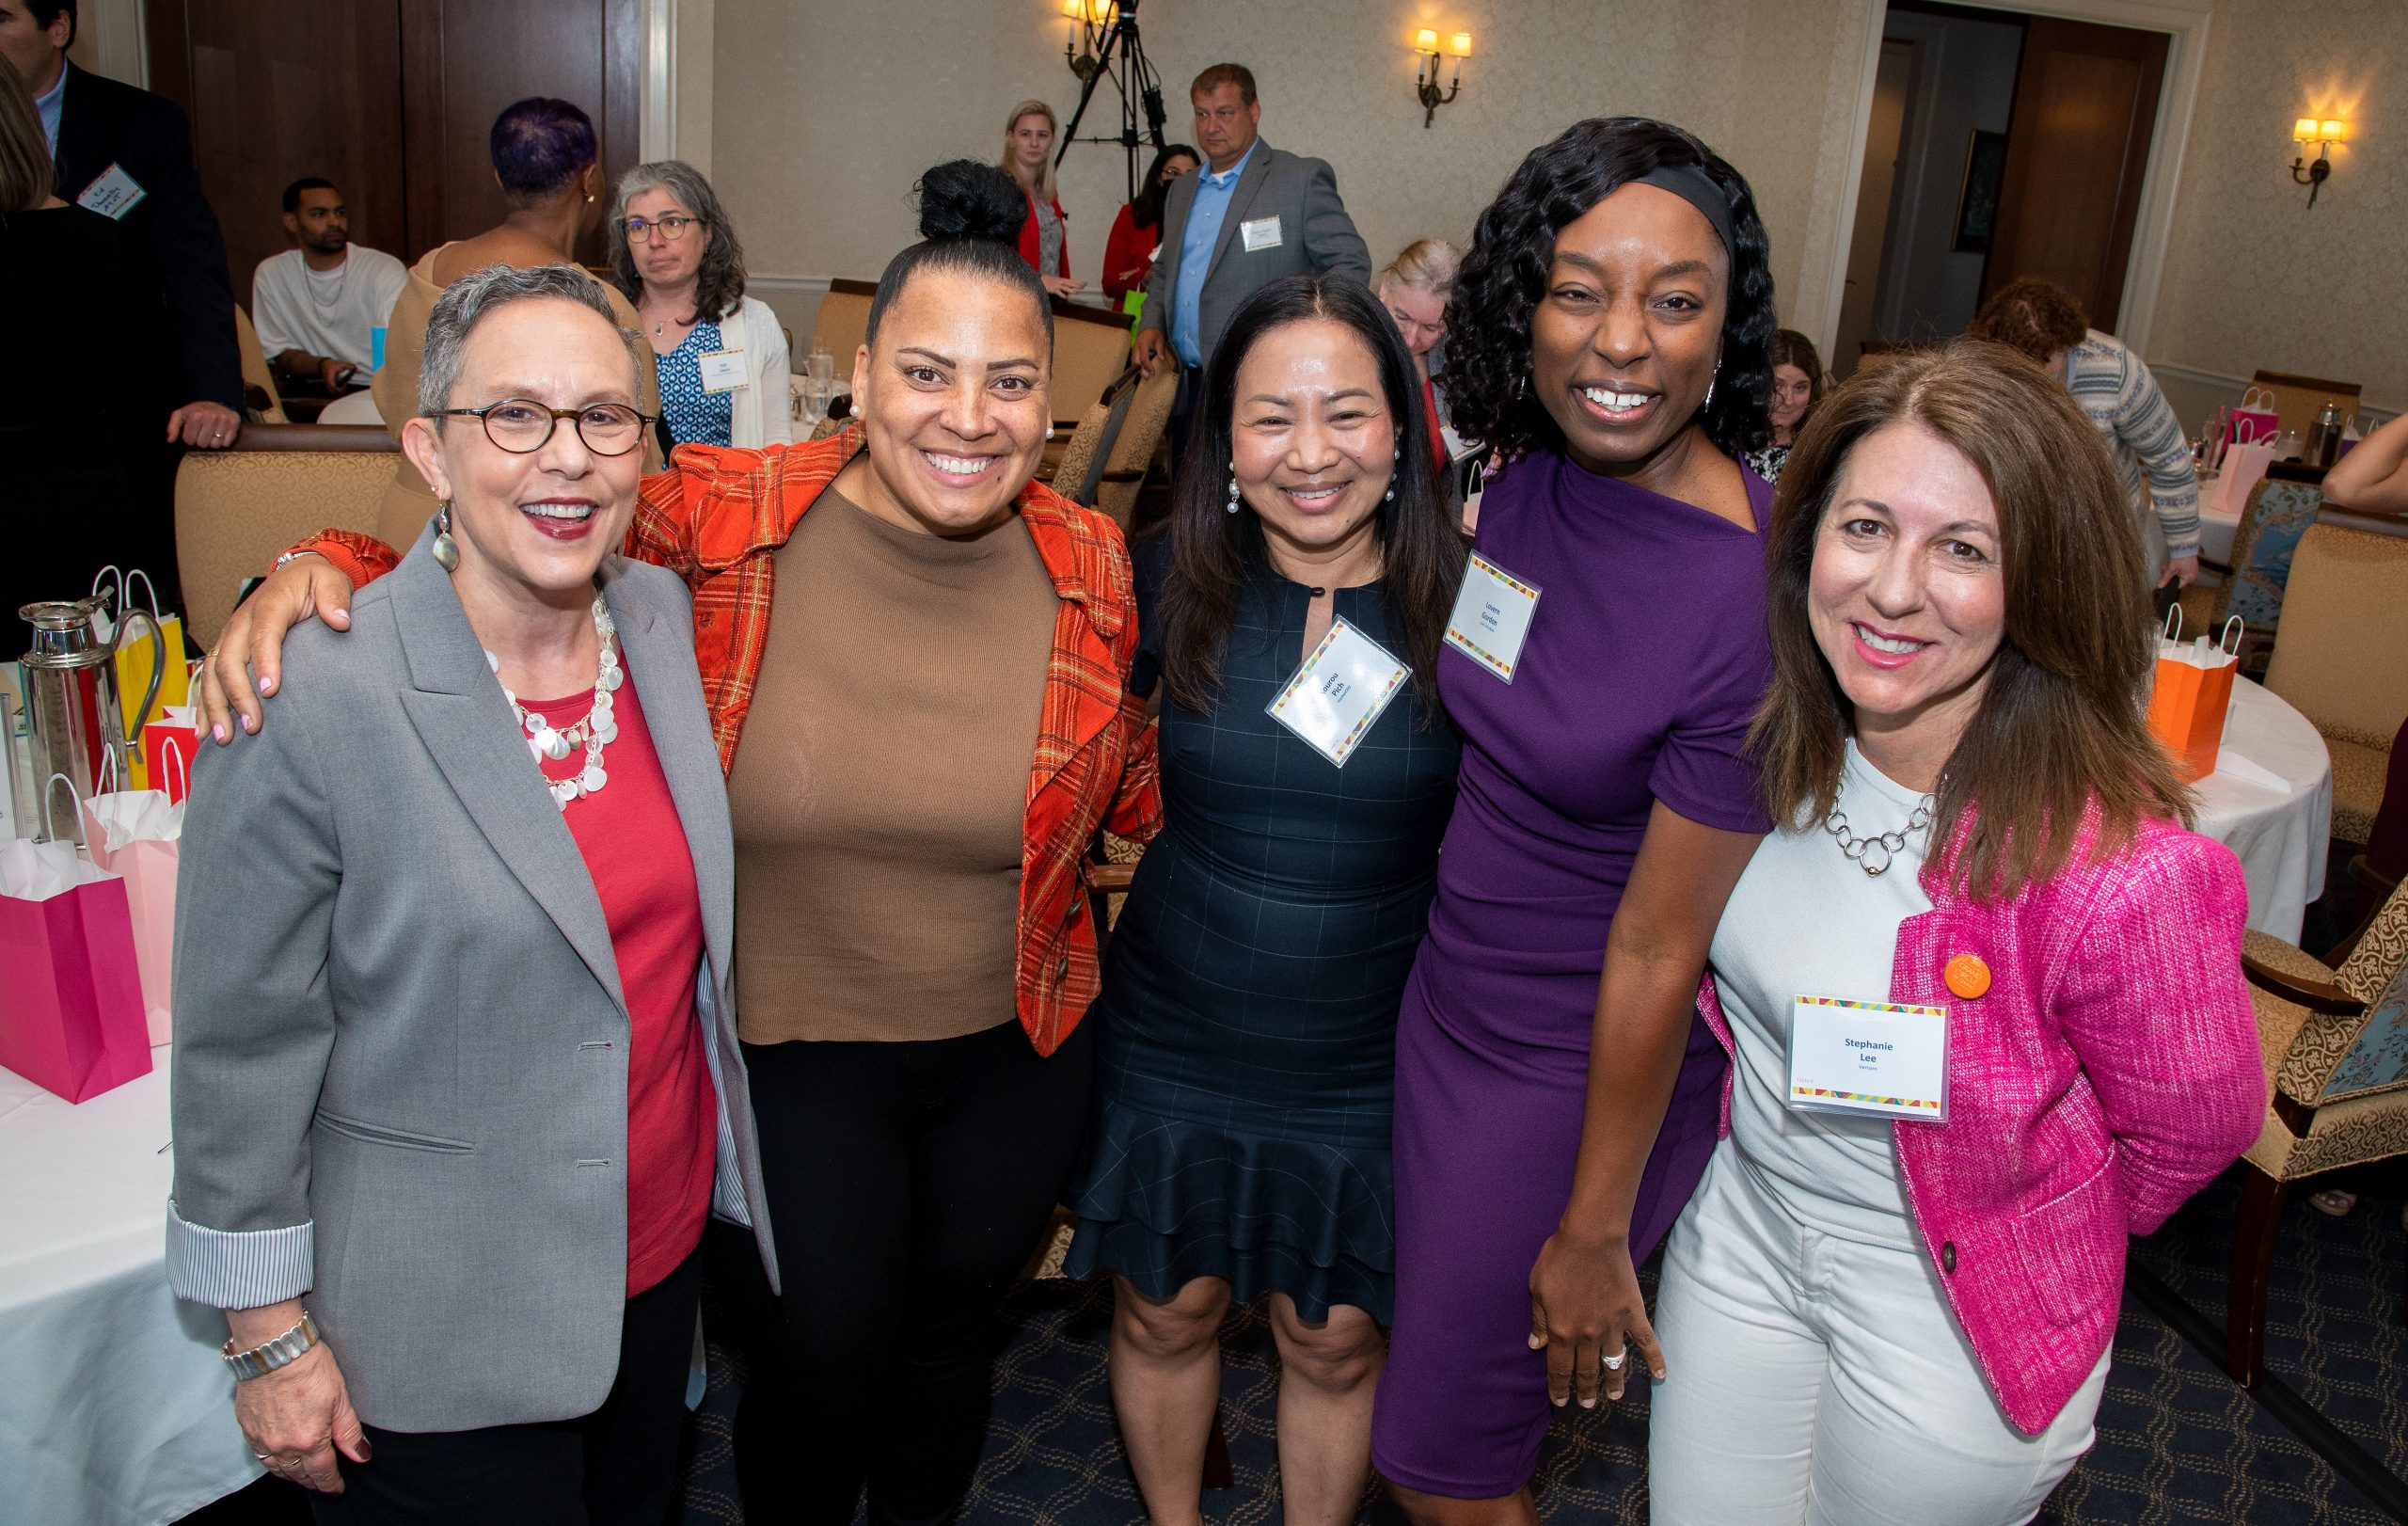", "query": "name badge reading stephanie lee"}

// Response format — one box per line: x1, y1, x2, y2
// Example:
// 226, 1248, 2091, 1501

1443, 553, 1541, 682
1266, 617, 1412, 767
1240, 215, 1284, 253
1787, 995, 1950, 1122
77, 162, 148, 219
697, 349, 749, 393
